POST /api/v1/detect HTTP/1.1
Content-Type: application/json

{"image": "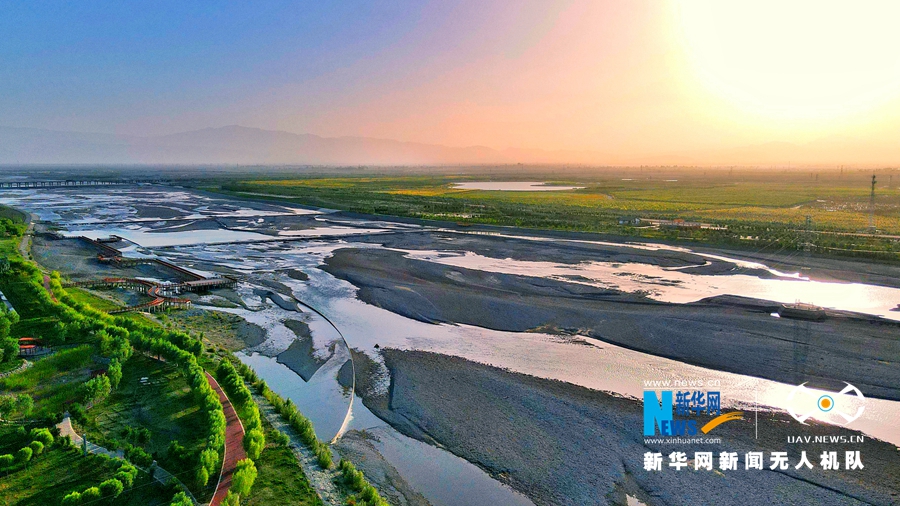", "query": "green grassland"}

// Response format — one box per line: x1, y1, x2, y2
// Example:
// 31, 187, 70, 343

76, 354, 208, 479
242, 414, 323, 506
0, 345, 95, 417
217, 169, 900, 259
0, 441, 173, 506
64, 287, 122, 312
